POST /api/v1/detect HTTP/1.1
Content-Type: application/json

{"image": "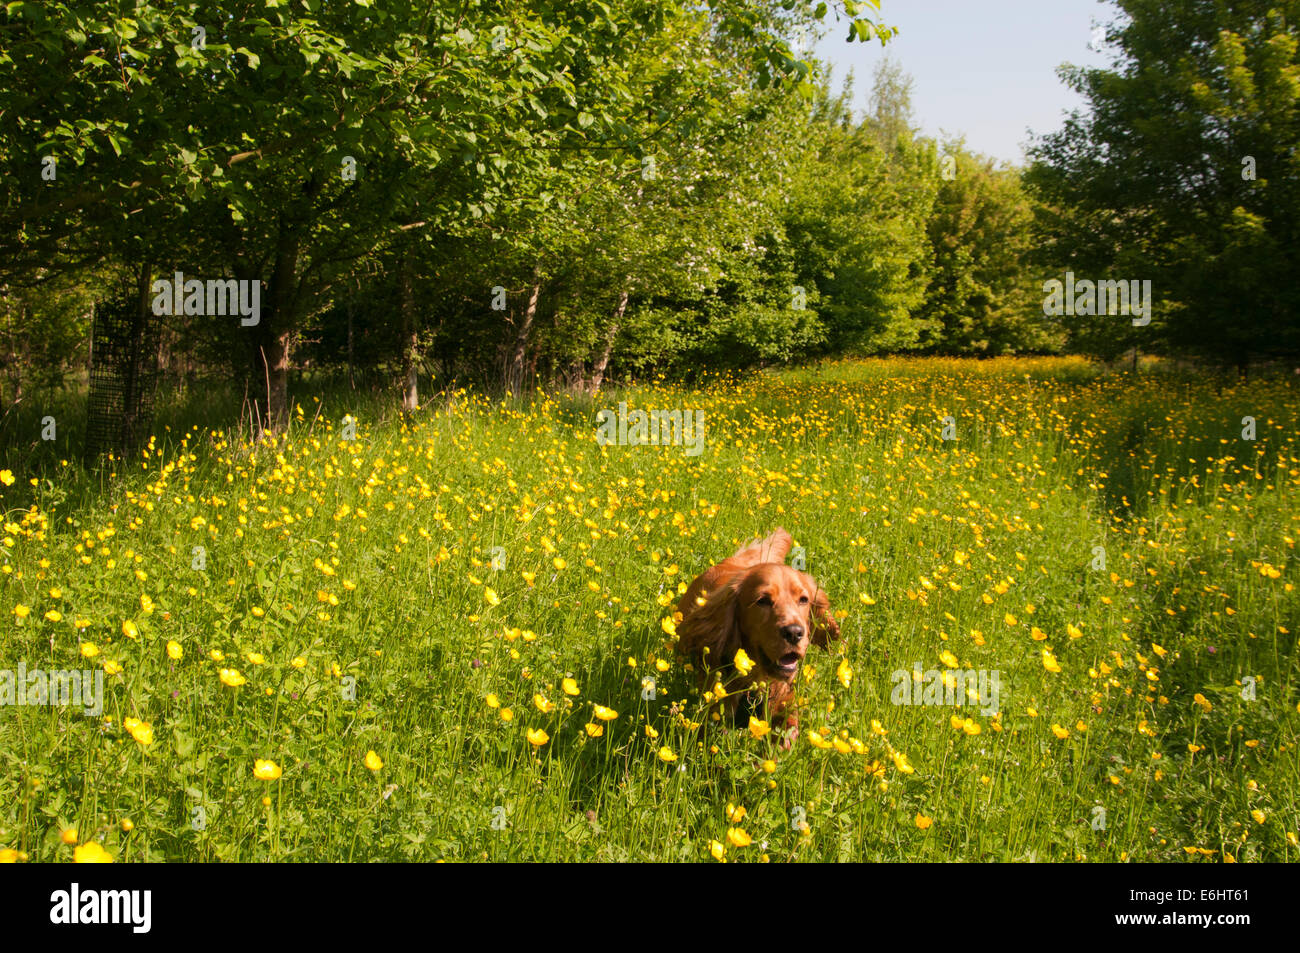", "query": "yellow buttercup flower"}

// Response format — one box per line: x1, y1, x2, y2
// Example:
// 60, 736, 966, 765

1042, 649, 1061, 673
585, 722, 604, 737
593, 704, 618, 721
805, 730, 832, 749
657, 746, 677, 762
219, 668, 246, 687
533, 693, 555, 713
915, 814, 933, 830
253, 759, 282, 780
526, 727, 549, 746
726, 827, 752, 847
837, 658, 853, 687
73, 842, 113, 863
748, 716, 770, 739
364, 750, 384, 771
166, 641, 183, 660
124, 717, 153, 745
561, 678, 580, 696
